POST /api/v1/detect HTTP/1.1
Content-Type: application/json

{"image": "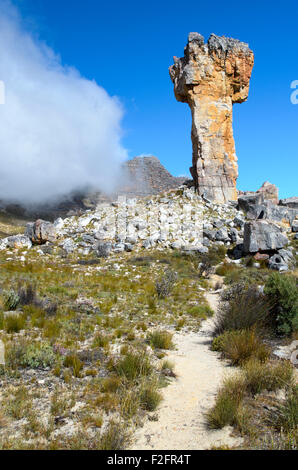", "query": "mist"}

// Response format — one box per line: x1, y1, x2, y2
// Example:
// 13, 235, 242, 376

0, 2, 128, 205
